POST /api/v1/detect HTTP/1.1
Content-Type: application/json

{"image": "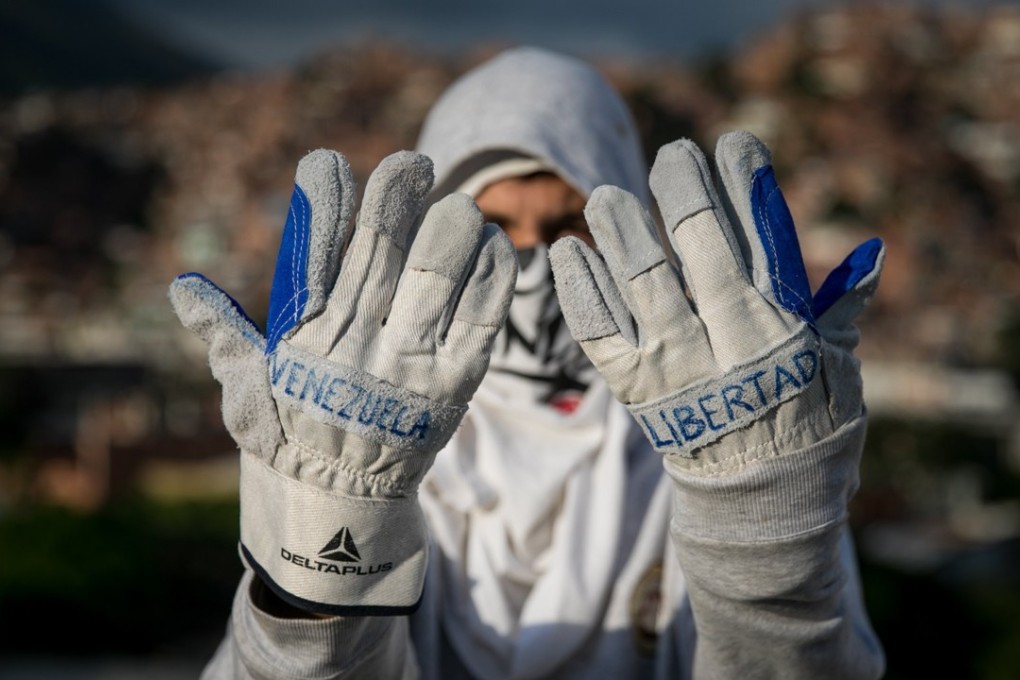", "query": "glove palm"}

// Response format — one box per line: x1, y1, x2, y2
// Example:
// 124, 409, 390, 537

170, 150, 516, 613
550, 132, 883, 470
